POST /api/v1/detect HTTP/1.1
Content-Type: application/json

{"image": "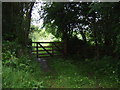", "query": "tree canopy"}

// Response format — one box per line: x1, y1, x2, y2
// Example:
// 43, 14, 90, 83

40, 2, 120, 56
